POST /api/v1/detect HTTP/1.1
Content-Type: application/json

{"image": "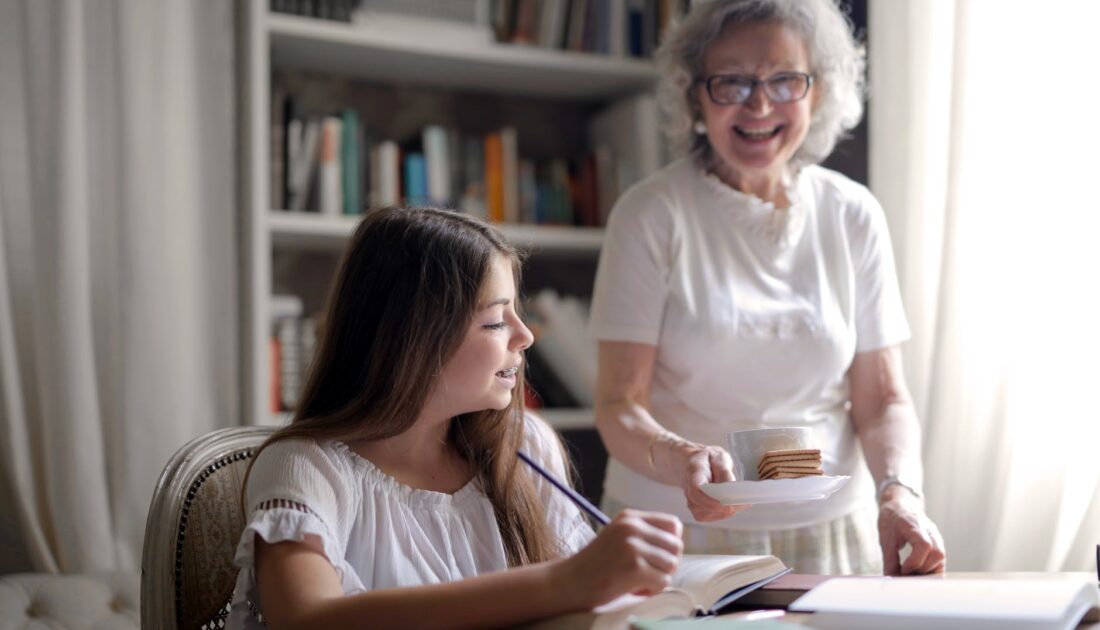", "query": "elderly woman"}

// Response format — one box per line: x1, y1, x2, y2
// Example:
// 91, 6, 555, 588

589, 0, 946, 575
